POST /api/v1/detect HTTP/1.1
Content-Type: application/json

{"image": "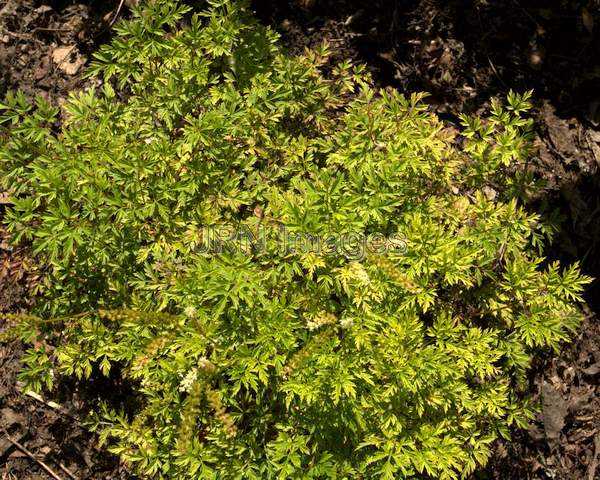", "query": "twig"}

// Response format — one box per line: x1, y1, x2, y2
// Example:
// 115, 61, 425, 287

1, 429, 63, 480
23, 390, 80, 422
511, 0, 542, 30
0, 29, 36, 42
486, 56, 508, 89
94, 0, 126, 39
54, 460, 77, 480
31, 27, 73, 34
108, 0, 127, 28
